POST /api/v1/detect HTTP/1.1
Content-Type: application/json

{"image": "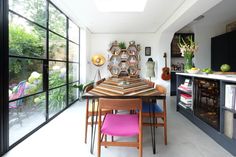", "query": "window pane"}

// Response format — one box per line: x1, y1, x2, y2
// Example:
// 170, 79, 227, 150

69, 63, 79, 83
49, 32, 66, 61
69, 42, 79, 62
49, 86, 67, 118
9, 13, 46, 58
49, 61, 66, 89
9, 92, 46, 145
49, 4, 66, 37
69, 83, 79, 104
9, 58, 43, 100
69, 20, 79, 43
9, 0, 46, 27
